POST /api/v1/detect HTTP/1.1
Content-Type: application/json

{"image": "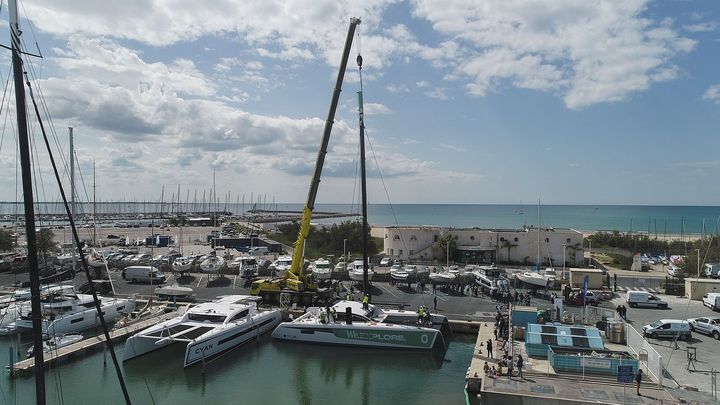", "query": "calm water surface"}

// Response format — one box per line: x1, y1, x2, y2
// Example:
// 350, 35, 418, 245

0, 333, 474, 405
